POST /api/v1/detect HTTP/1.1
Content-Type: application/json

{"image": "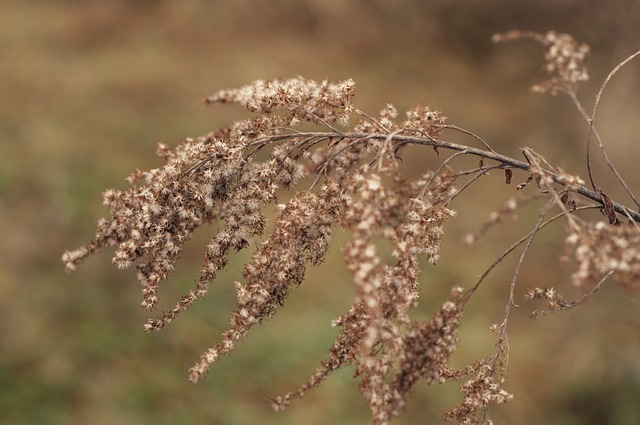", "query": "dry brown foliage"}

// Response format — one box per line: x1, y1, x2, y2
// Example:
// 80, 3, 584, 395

63, 31, 640, 424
